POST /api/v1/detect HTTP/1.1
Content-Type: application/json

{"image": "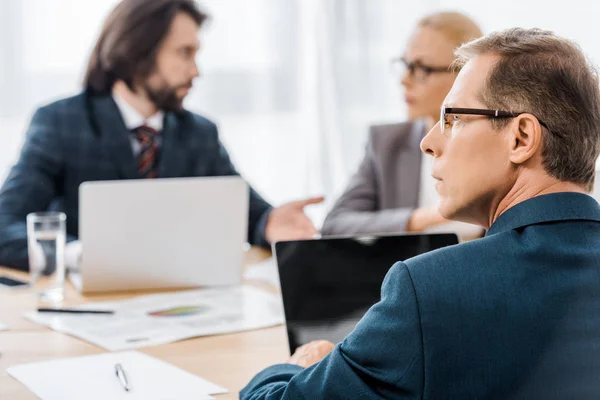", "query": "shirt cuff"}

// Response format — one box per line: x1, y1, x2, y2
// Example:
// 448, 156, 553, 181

254, 208, 273, 247
65, 240, 82, 270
